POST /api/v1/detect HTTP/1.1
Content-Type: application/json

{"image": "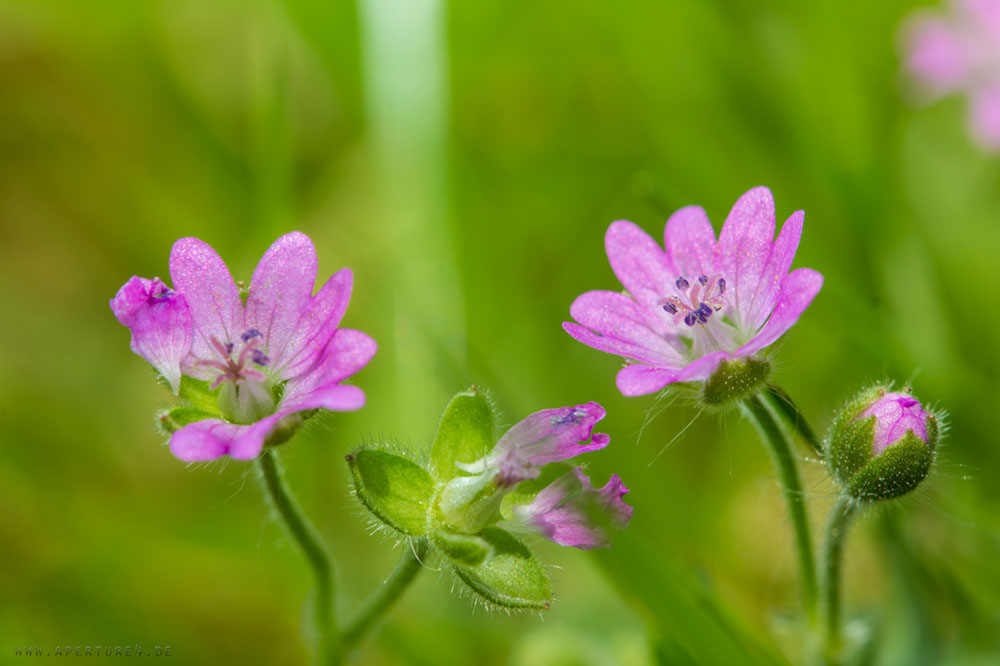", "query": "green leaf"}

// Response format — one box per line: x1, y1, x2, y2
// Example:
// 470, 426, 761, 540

431, 528, 493, 567
452, 527, 552, 610
157, 406, 217, 434
429, 388, 495, 482
346, 449, 434, 536
763, 384, 821, 454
